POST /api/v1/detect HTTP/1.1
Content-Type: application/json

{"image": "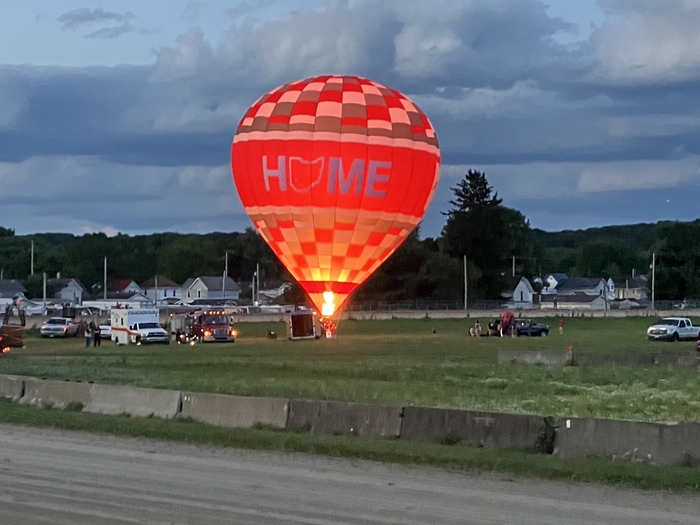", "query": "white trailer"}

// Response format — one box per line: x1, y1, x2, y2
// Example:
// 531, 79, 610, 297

110, 308, 169, 345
